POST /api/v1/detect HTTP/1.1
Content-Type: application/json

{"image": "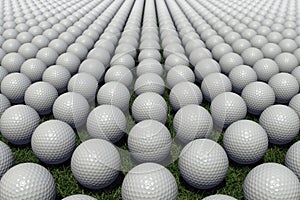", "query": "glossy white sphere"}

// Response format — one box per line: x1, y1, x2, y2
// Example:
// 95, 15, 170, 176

243, 163, 300, 200
128, 120, 172, 163
31, 120, 76, 164
122, 163, 178, 200
87, 105, 126, 143
179, 139, 228, 189
223, 120, 268, 164
71, 139, 121, 190
0, 163, 56, 200
53, 92, 89, 128
259, 105, 299, 145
